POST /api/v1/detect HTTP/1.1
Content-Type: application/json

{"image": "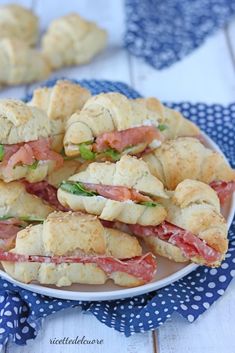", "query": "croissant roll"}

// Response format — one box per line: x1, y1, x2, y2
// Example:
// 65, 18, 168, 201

1, 212, 157, 288
64, 92, 200, 159
0, 99, 64, 183
0, 39, 50, 86
137, 180, 228, 267
0, 4, 39, 46
42, 14, 107, 70
143, 137, 235, 201
58, 155, 168, 226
